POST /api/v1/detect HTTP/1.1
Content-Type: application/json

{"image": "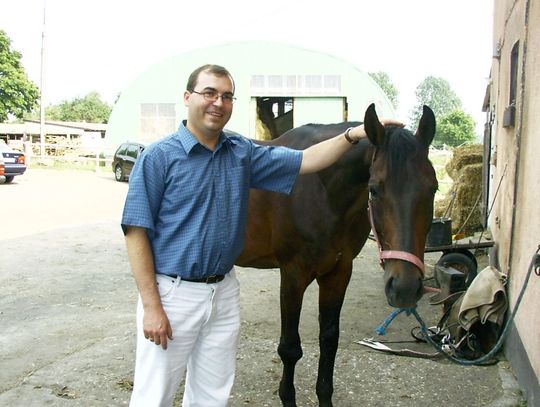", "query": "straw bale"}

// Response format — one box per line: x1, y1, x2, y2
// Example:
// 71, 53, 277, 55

434, 195, 452, 218
255, 117, 273, 140
434, 145, 484, 236
445, 144, 483, 180
451, 163, 483, 235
